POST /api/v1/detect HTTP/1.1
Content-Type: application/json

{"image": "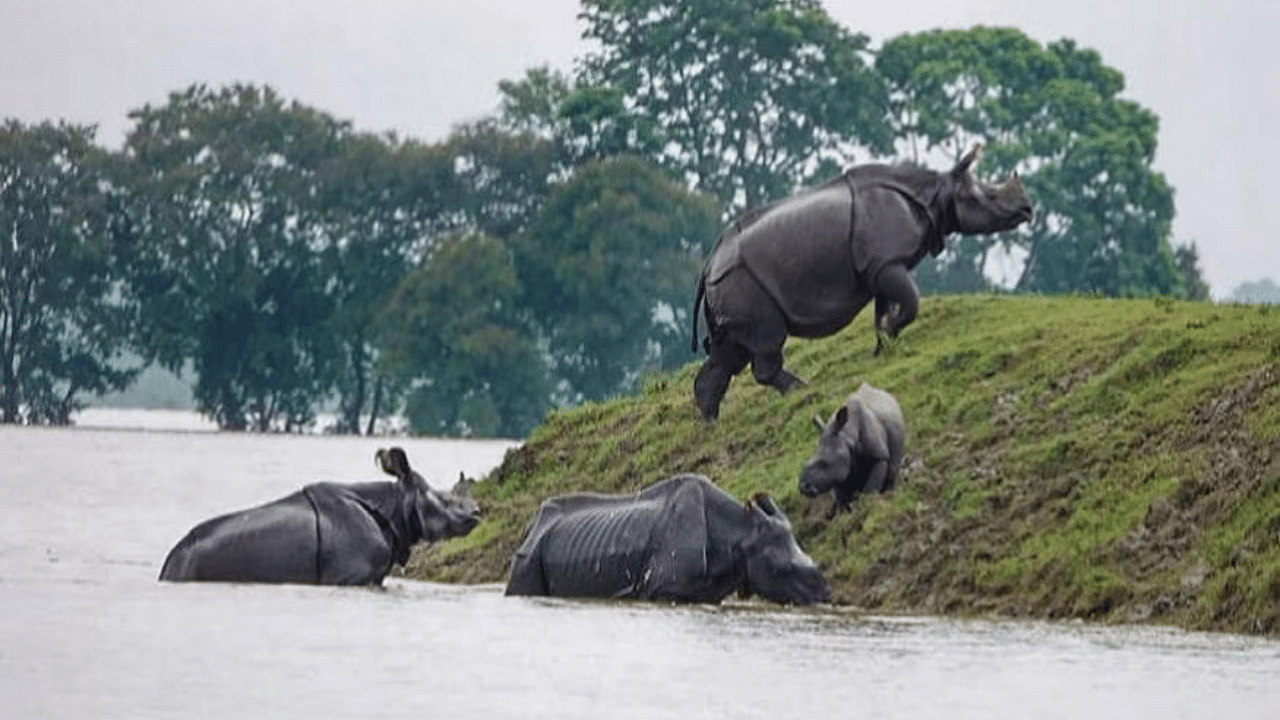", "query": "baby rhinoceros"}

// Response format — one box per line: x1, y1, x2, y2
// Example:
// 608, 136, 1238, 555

798, 383, 905, 517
